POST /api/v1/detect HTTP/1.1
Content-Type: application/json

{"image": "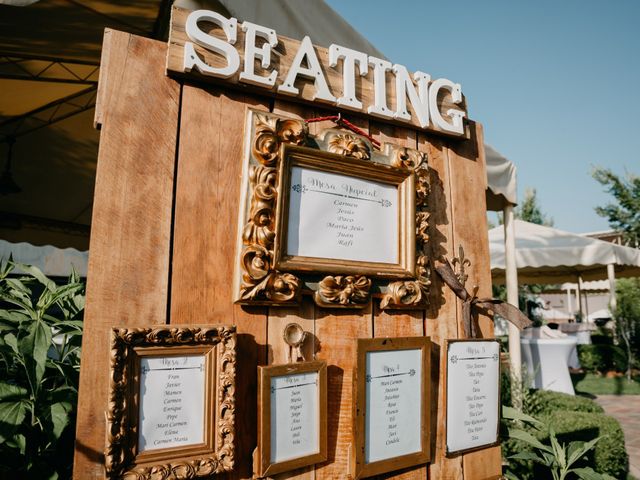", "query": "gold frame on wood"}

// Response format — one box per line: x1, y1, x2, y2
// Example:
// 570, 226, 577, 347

104, 326, 236, 480
352, 337, 431, 479
256, 361, 328, 477
235, 109, 433, 309
444, 338, 501, 457
274, 143, 415, 278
